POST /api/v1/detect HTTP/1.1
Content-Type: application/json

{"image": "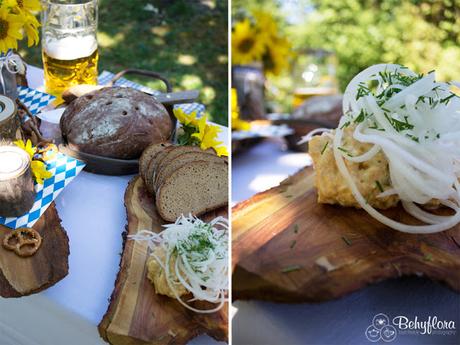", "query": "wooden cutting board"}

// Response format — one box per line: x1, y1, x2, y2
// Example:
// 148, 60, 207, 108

0, 202, 69, 297
99, 176, 228, 345
232, 167, 460, 302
